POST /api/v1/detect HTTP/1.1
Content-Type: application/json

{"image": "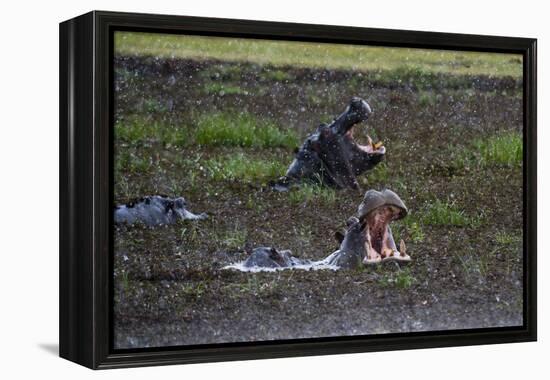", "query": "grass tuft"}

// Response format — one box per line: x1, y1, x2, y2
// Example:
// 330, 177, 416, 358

220, 228, 247, 250
474, 132, 522, 167
205, 153, 286, 182
116, 120, 188, 147
495, 231, 522, 245
380, 268, 416, 289
196, 112, 299, 149
452, 132, 522, 169
422, 200, 481, 227
204, 82, 248, 96
288, 184, 337, 205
